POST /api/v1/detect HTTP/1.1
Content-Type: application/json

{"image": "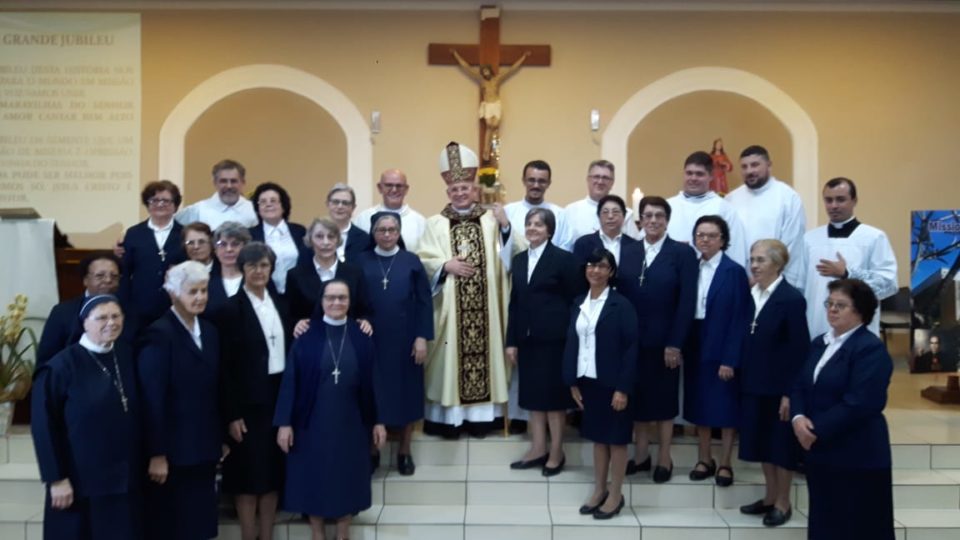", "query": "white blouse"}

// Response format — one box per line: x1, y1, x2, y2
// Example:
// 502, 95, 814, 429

576, 287, 609, 379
